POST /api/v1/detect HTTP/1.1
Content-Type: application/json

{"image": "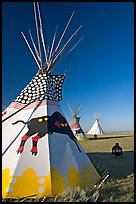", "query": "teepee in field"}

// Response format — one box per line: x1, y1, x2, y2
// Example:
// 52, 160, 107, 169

2, 2, 101, 199
69, 104, 86, 141
87, 115, 104, 135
